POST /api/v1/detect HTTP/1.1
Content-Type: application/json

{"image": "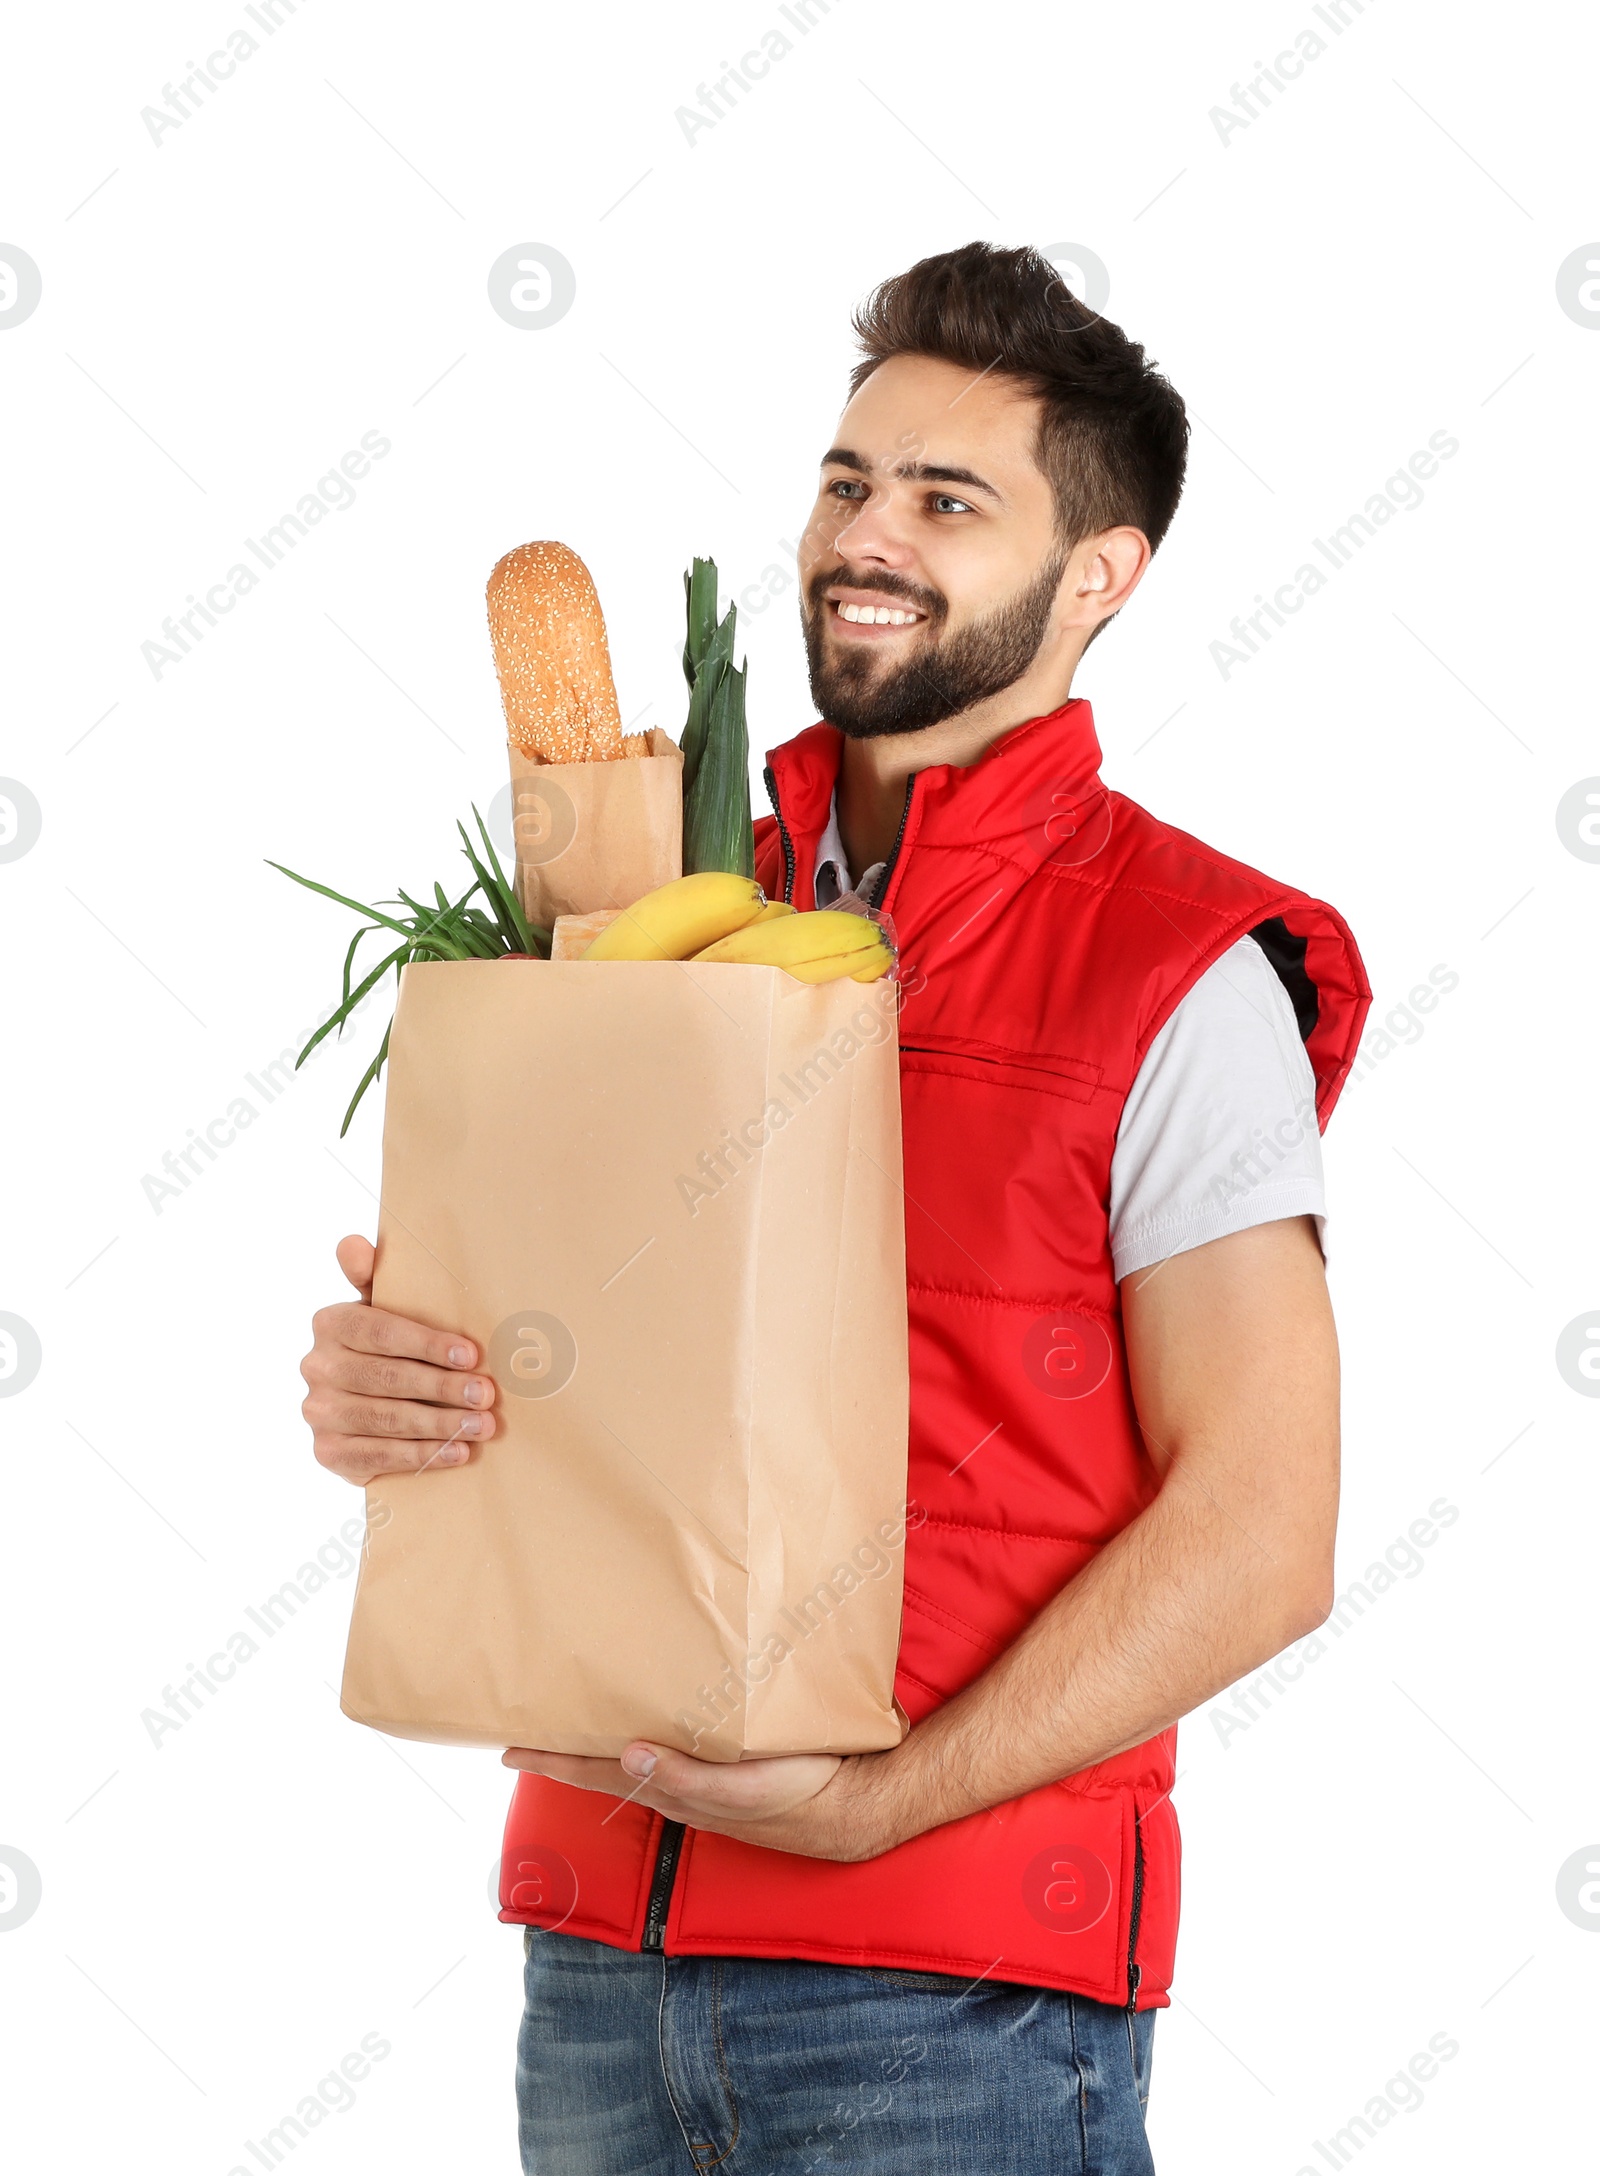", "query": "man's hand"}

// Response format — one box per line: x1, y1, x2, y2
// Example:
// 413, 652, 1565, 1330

300, 1235, 497, 1481
501, 1740, 906, 1863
